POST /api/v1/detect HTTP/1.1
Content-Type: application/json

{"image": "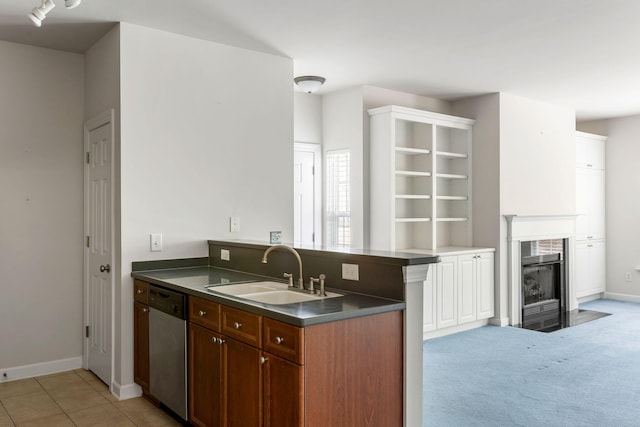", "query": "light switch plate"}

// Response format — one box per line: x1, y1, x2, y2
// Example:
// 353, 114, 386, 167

221, 249, 230, 261
150, 233, 162, 252
230, 217, 240, 232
